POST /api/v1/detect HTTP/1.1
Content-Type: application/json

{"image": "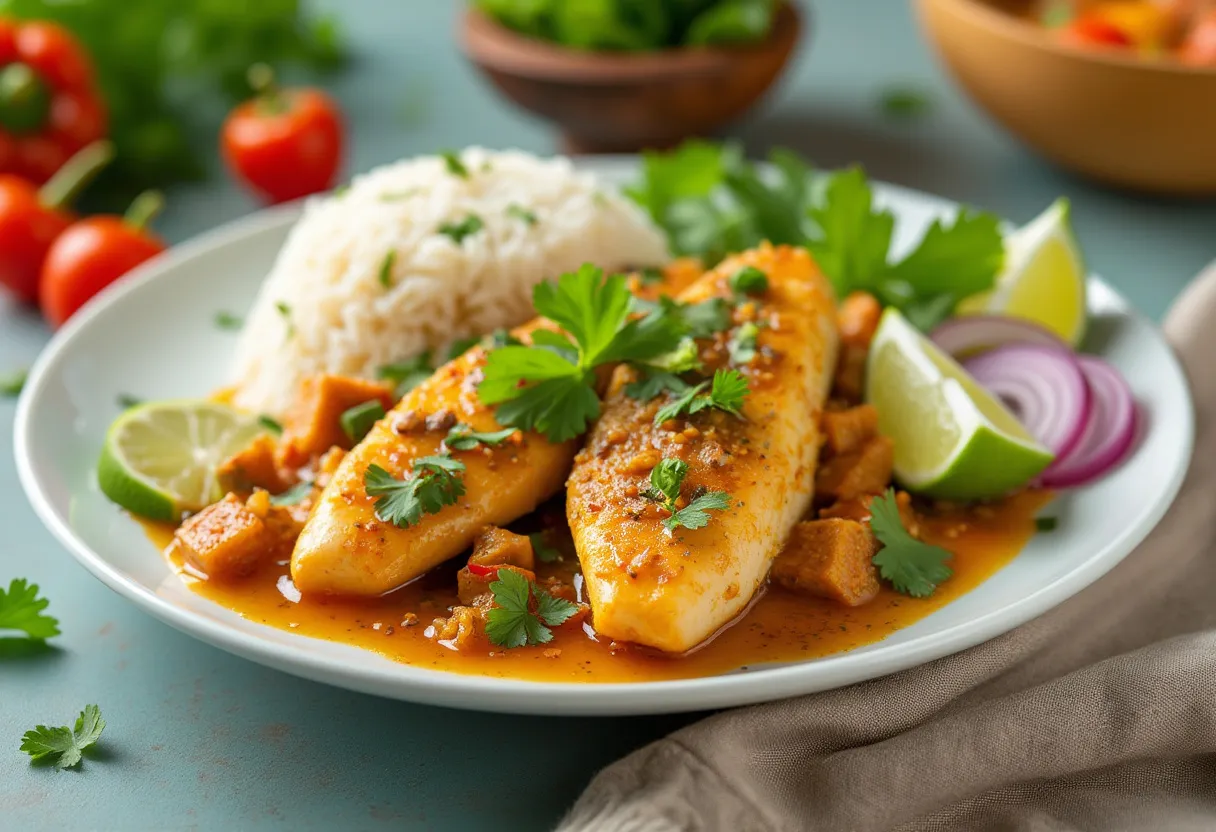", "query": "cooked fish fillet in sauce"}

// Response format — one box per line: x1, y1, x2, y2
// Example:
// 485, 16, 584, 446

566, 245, 840, 653
291, 264, 702, 597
